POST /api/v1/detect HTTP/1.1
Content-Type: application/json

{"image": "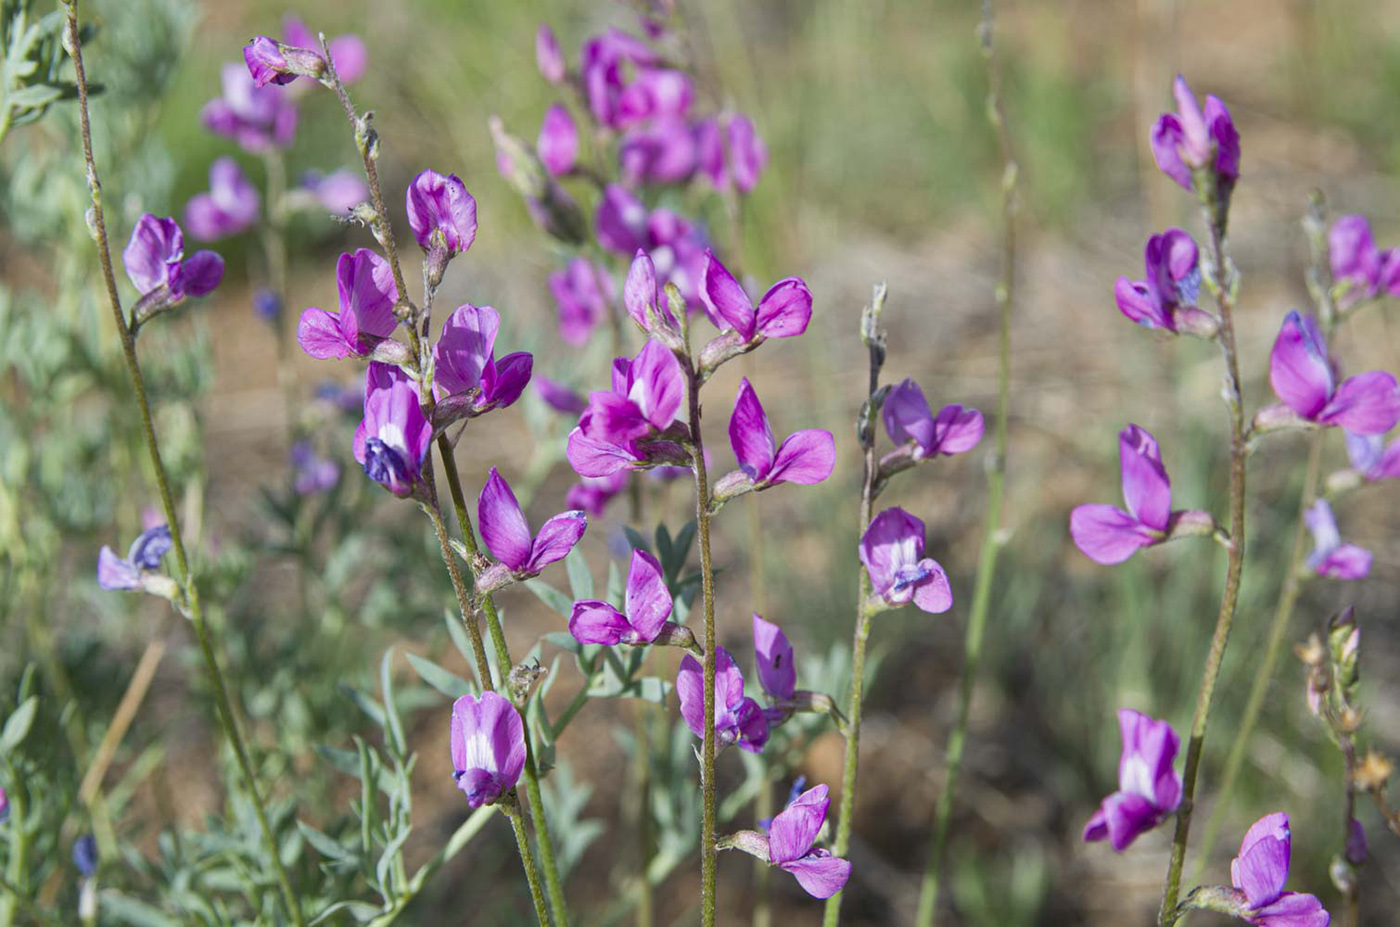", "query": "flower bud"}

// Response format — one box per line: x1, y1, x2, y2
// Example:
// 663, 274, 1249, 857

536, 25, 566, 83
